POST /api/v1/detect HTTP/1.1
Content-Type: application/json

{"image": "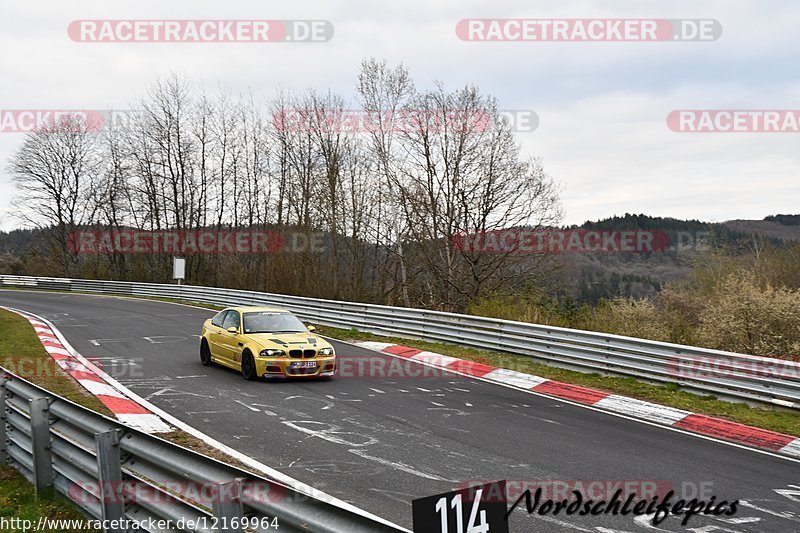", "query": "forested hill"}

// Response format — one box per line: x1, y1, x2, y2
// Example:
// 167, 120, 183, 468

558, 213, 800, 304
574, 213, 800, 242
0, 214, 797, 306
